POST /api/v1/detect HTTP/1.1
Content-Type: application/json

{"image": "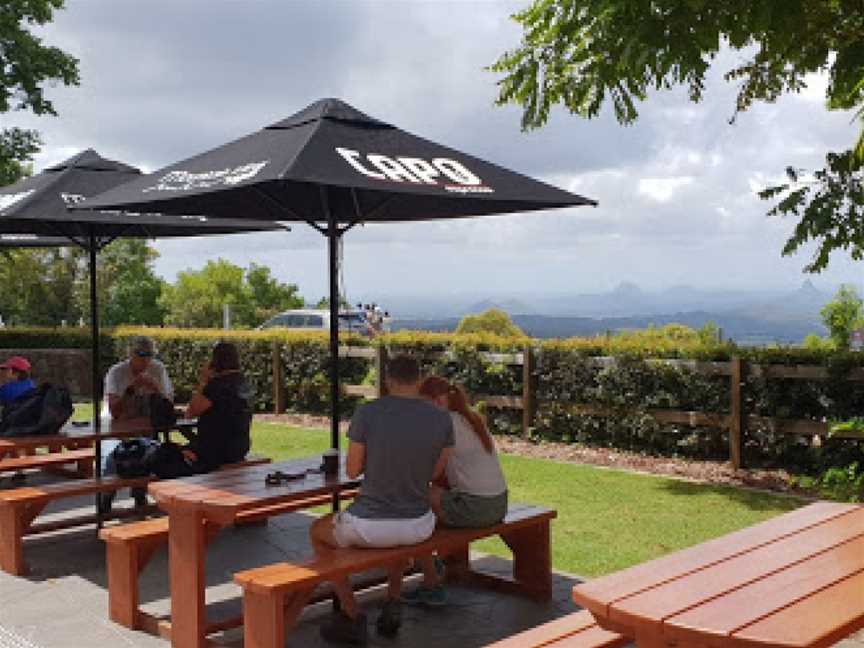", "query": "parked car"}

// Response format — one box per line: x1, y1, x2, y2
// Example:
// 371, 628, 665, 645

258, 309, 373, 335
